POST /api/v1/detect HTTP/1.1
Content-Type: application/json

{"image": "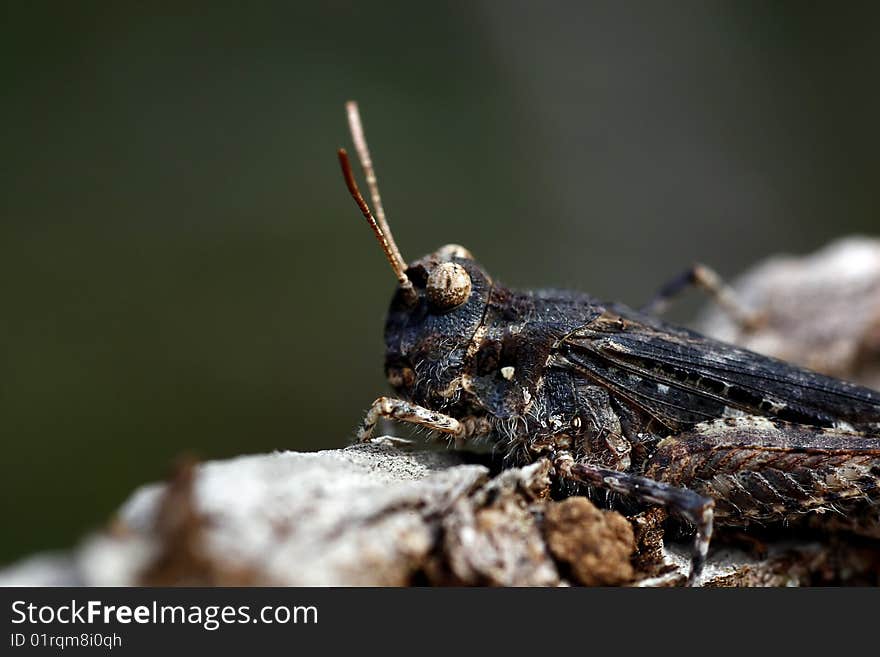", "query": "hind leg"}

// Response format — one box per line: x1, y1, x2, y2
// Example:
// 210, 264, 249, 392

641, 262, 763, 331
645, 417, 880, 528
